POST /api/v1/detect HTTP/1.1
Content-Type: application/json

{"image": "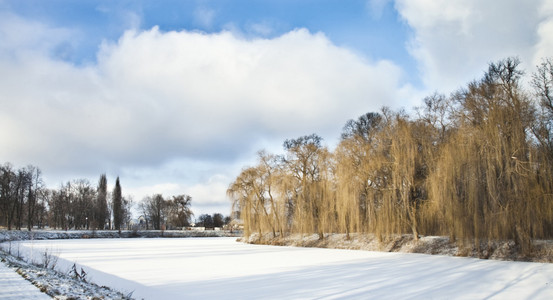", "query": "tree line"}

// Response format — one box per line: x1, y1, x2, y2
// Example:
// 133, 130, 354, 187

135, 193, 230, 230
0, 169, 132, 231
228, 57, 553, 253
137, 194, 194, 230
0, 163, 205, 232
0, 167, 201, 232
195, 213, 231, 229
